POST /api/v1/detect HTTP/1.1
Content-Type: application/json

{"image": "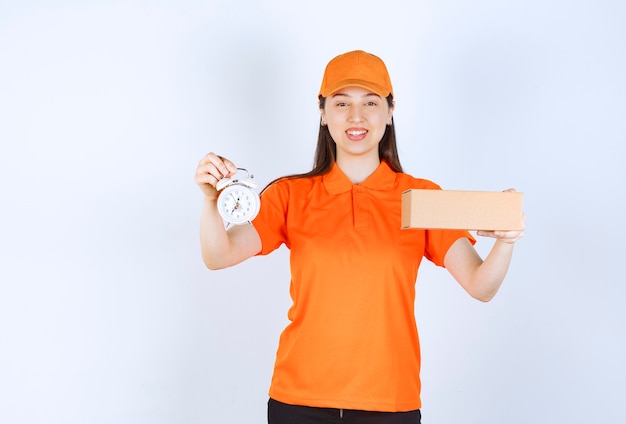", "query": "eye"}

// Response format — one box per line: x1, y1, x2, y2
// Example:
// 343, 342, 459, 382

365, 101, 377, 106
